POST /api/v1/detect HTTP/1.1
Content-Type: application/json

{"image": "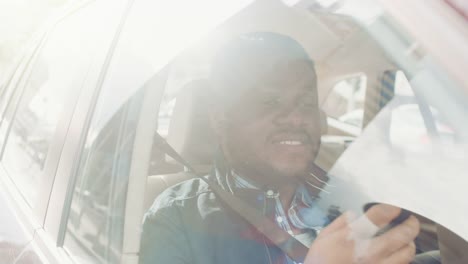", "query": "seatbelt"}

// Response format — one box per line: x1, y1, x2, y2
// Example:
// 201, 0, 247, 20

152, 133, 309, 263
